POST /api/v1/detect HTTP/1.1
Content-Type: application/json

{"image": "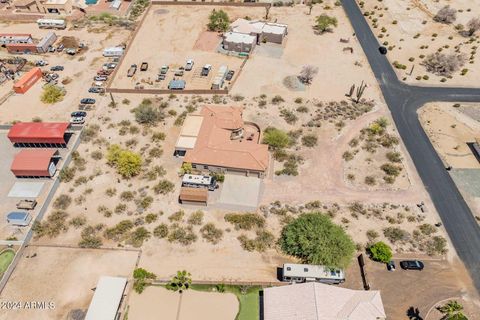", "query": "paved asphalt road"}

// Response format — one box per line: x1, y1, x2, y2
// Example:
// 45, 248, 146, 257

341, 0, 480, 292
